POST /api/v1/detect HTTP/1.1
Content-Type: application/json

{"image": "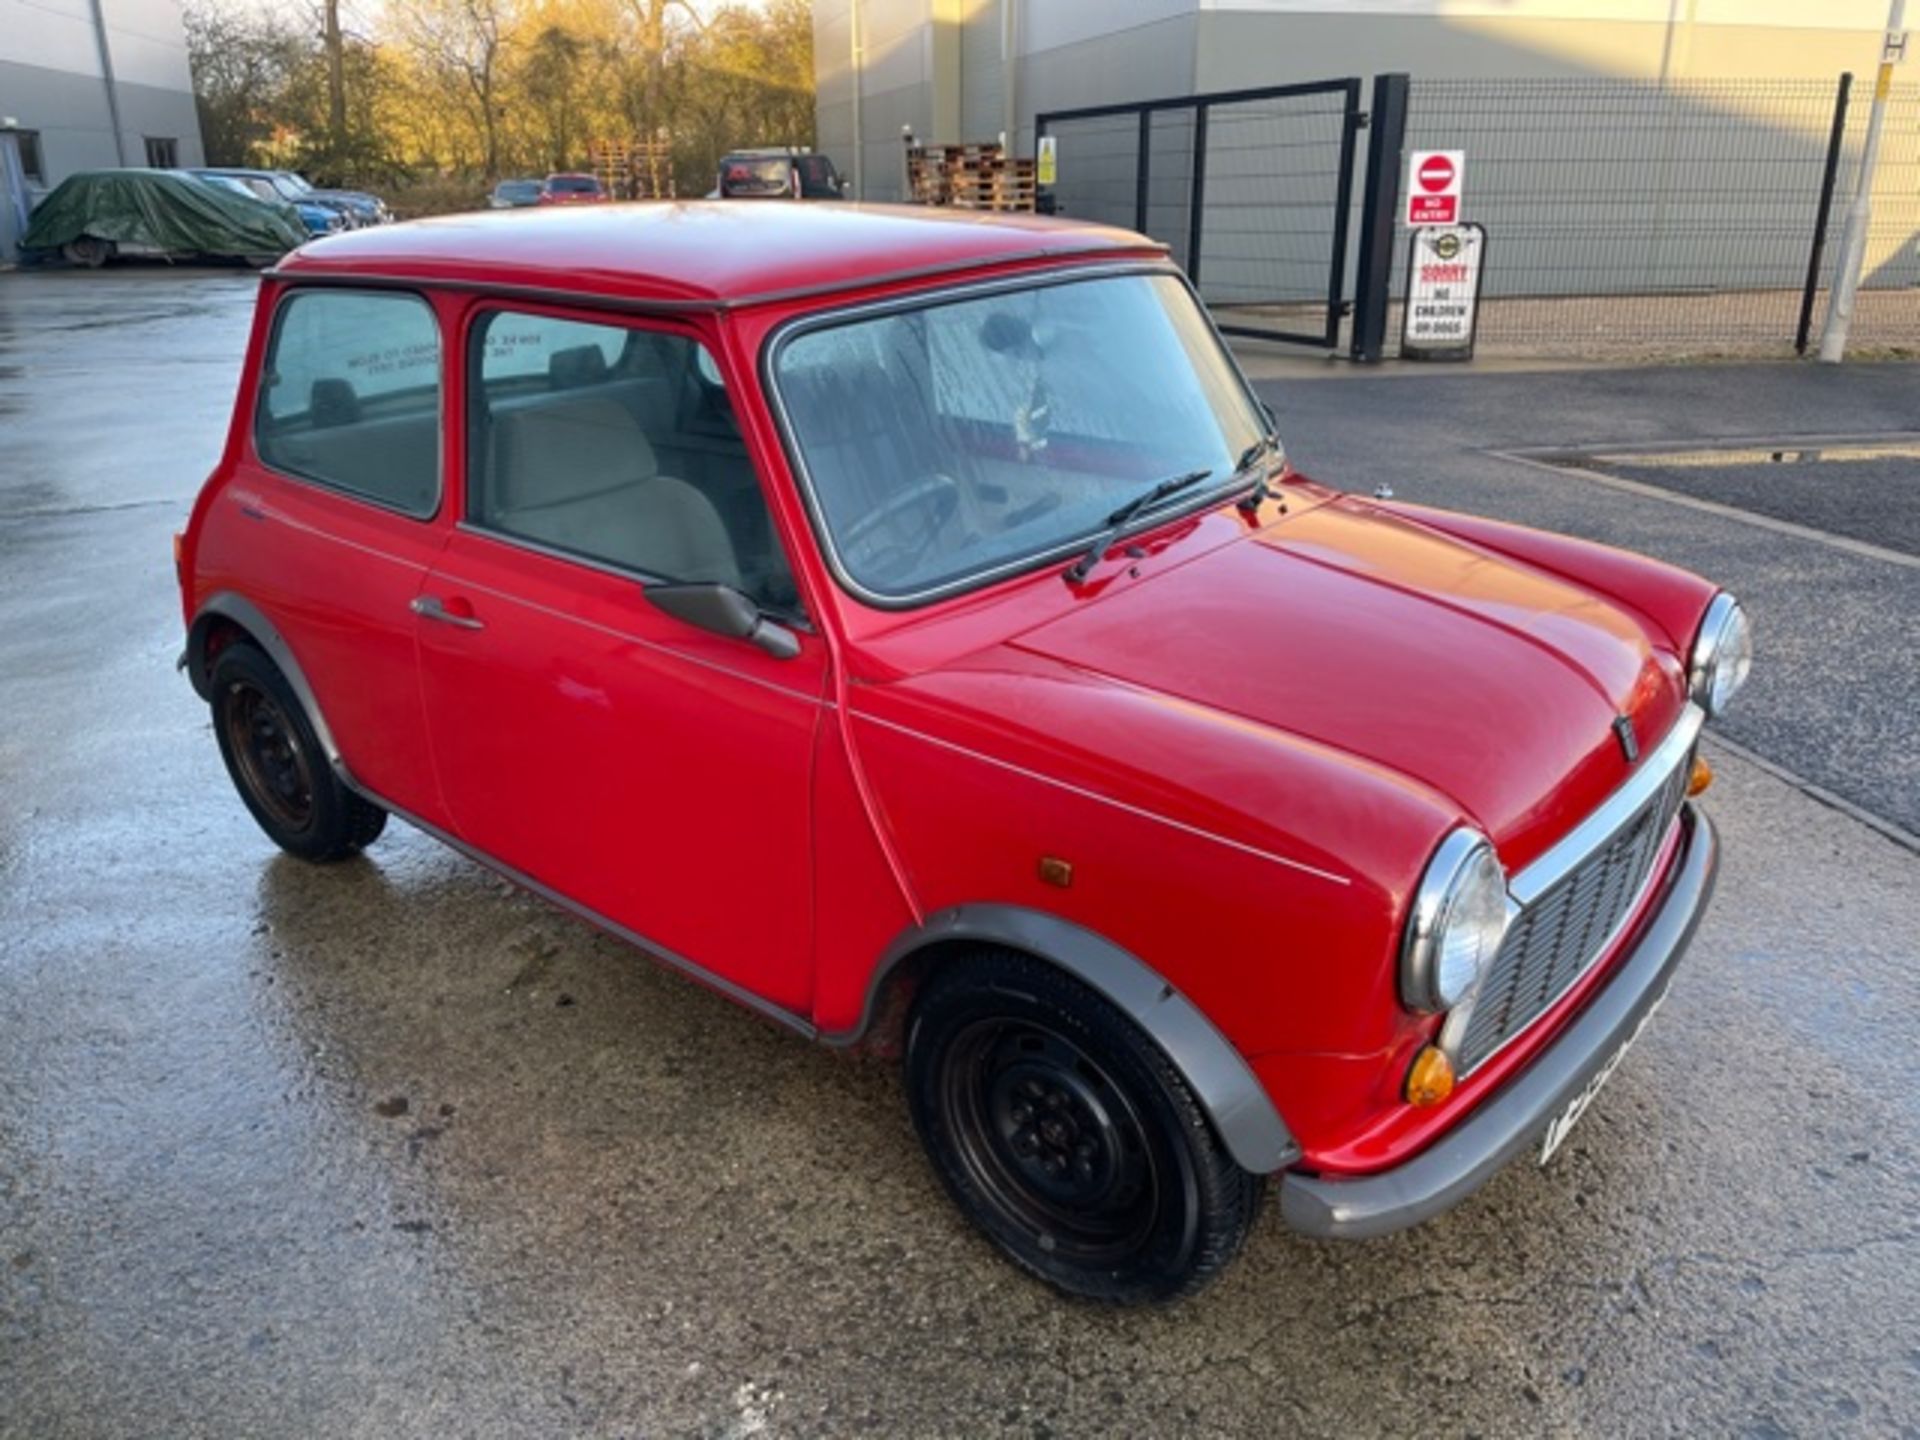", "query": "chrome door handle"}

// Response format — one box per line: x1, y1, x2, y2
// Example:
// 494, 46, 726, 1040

411, 595, 485, 630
